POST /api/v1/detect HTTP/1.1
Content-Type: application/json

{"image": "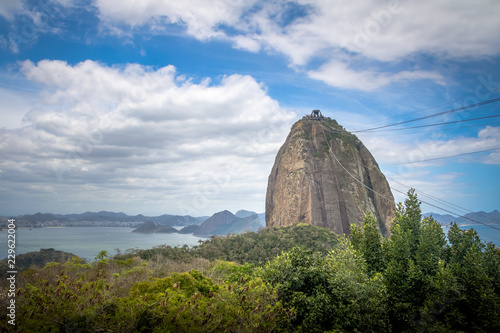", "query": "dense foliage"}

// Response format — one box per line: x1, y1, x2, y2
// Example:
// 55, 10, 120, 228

257, 243, 388, 332
1, 253, 293, 332
1, 190, 499, 332
351, 189, 500, 332
130, 222, 340, 265
0, 248, 77, 279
